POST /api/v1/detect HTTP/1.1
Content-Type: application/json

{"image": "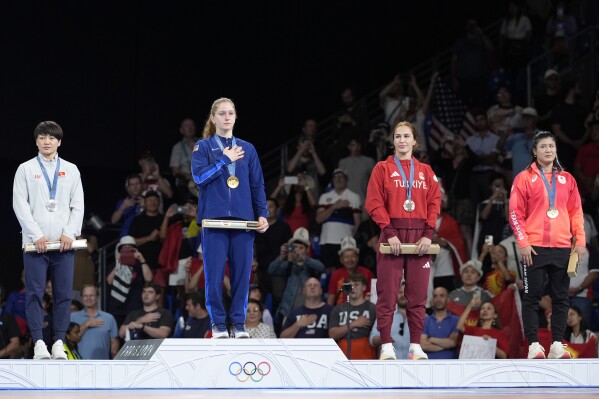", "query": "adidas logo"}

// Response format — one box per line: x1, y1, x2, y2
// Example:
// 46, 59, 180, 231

390, 171, 400, 178
423, 262, 430, 269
